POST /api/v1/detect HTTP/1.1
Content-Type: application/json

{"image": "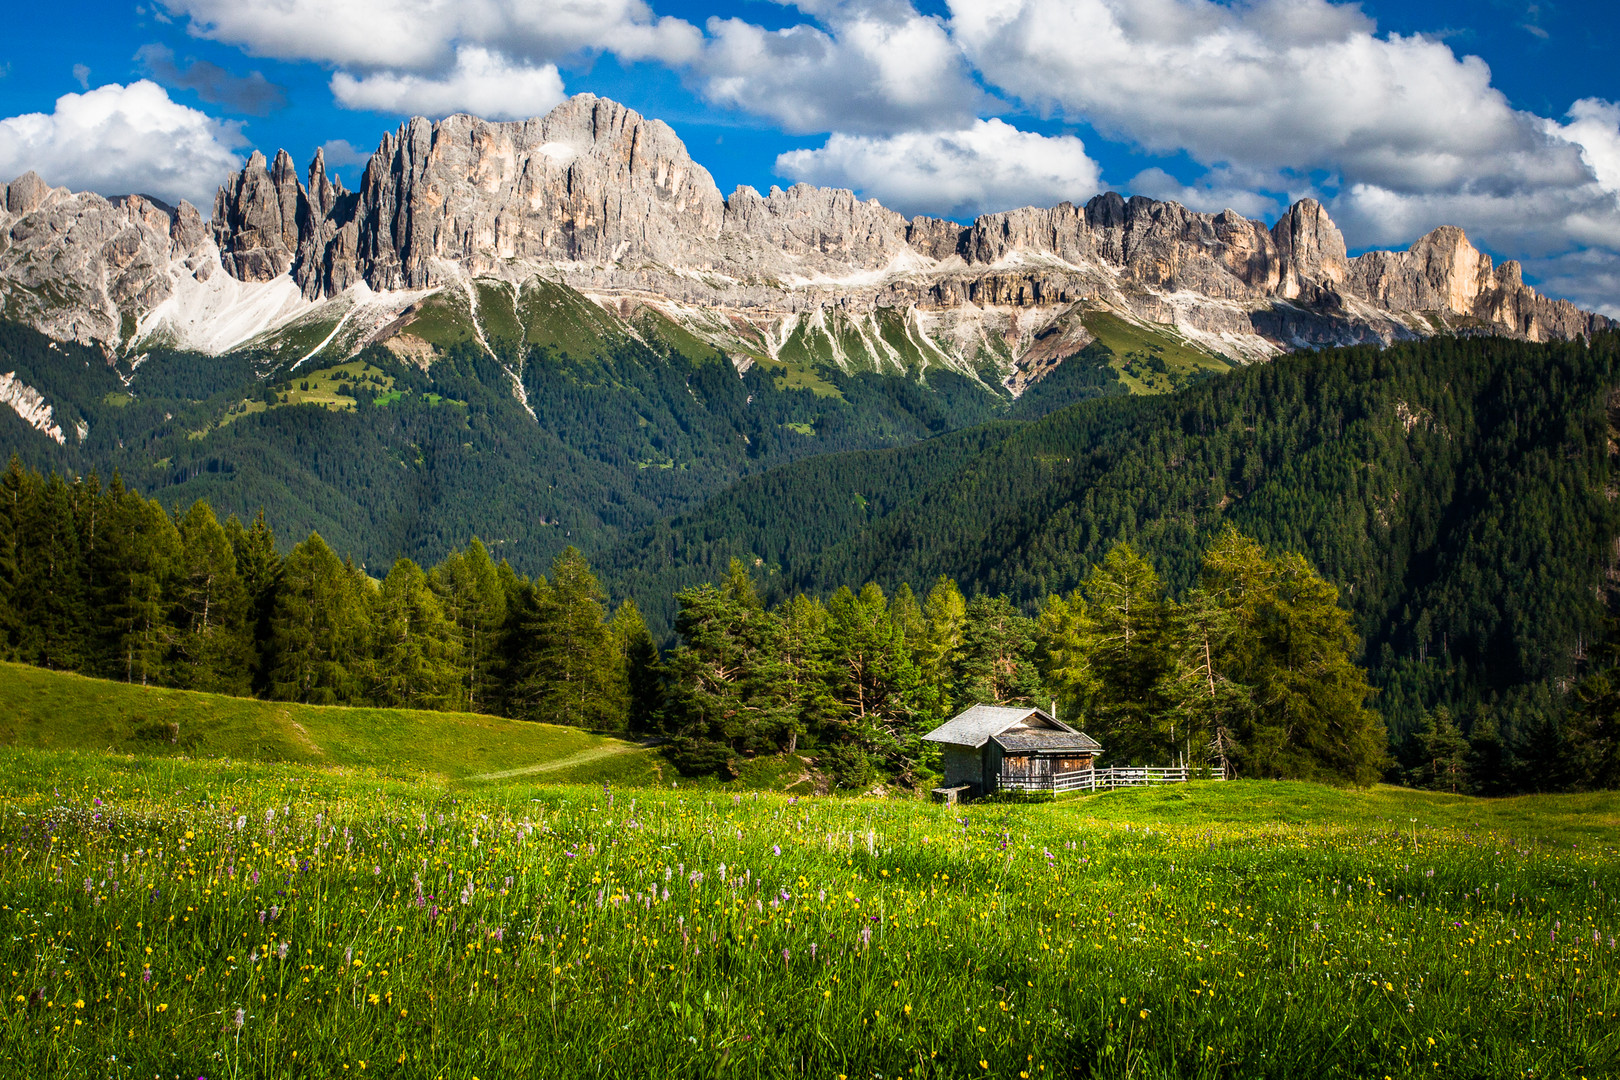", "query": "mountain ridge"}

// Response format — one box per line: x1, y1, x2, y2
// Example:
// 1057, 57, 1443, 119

0, 93, 1608, 389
